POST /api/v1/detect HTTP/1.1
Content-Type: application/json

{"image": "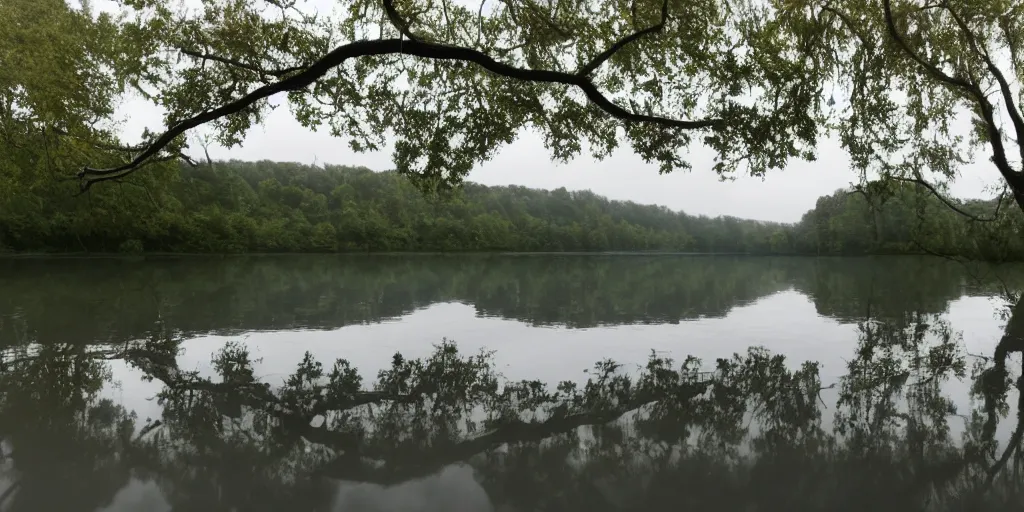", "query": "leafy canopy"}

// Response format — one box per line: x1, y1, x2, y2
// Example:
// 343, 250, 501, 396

70, 0, 824, 190
776, 0, 1024, 213
15, 0, 1024, 221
